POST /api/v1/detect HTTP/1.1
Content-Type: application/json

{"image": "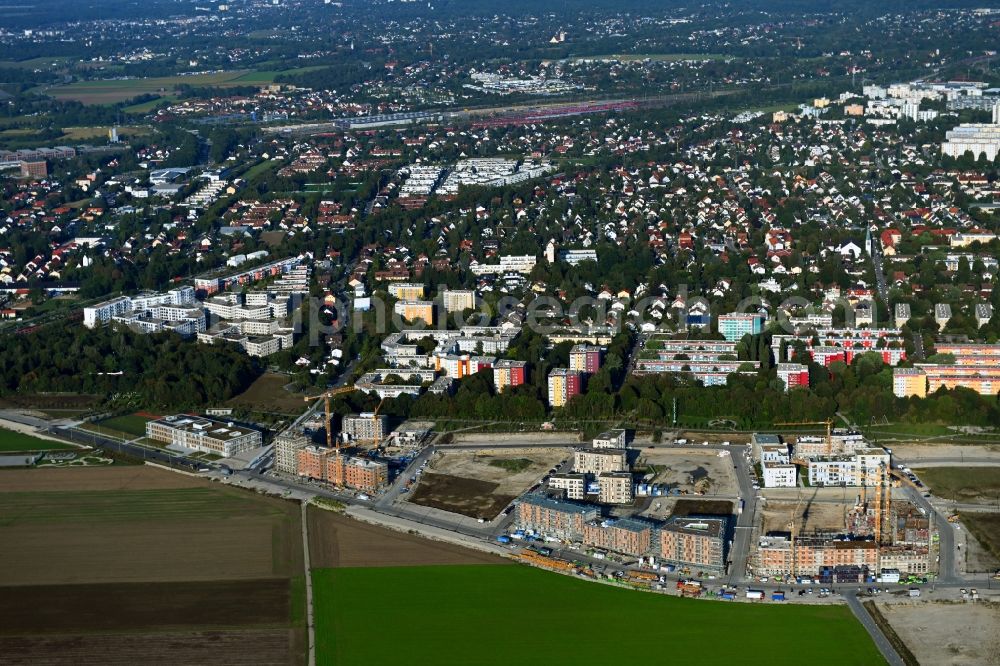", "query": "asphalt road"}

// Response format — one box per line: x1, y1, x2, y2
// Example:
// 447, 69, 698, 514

845, 591, 905, 666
